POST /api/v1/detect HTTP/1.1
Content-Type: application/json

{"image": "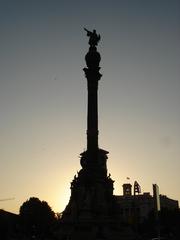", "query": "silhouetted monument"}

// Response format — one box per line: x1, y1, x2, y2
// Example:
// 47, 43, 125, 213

58, 29, 134, 240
